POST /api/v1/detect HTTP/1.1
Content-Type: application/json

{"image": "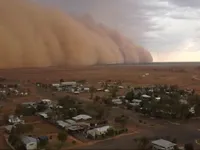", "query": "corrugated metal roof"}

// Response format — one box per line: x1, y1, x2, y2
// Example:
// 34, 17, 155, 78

21, 136, 37, 145
151, 139, 176, 148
